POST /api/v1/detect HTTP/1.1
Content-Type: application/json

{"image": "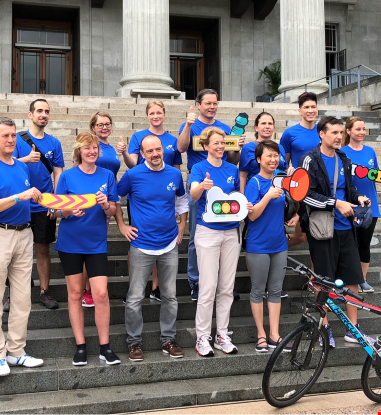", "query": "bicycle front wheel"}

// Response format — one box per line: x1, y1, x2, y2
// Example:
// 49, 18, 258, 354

262, 321, 329, 408
361, 355, 381, 403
